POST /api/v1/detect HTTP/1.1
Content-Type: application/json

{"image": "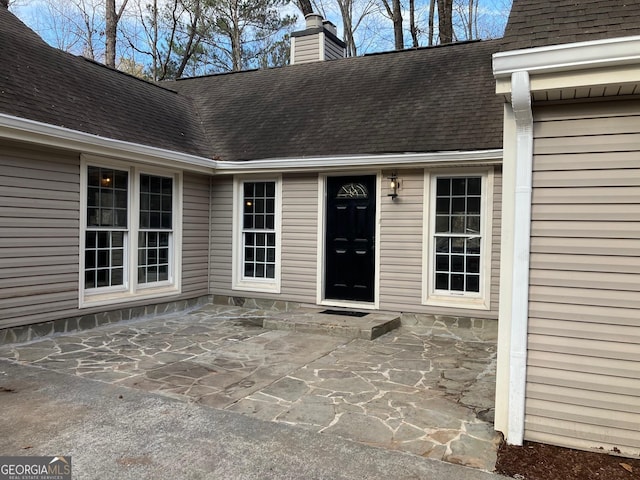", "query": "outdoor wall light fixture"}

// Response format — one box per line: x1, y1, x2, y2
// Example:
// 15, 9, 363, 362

388, 173, 400, 199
